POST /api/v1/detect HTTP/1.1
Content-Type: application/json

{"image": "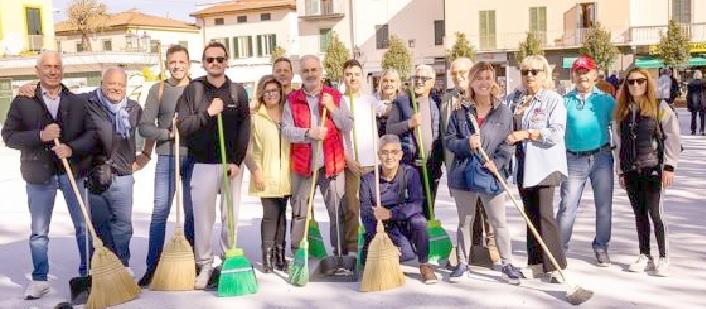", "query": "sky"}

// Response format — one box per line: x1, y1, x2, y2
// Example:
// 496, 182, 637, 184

52, 0, 206, 23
